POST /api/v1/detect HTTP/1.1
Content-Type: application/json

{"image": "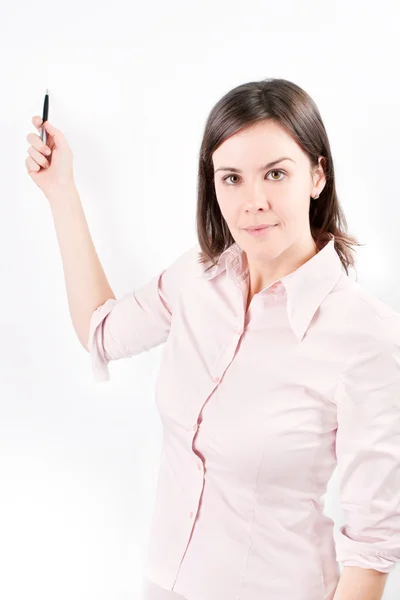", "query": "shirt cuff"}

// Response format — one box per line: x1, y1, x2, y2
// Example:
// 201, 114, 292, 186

88, 298, 118, 382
